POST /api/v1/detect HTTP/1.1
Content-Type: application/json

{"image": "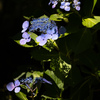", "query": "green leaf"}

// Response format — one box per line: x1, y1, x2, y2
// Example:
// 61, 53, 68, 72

82, 16, 100, 28
92, 0, 97, 13
50, 14, 63, 21
29, 32, 38, 41
45, 70, 64, 90
16, 92, 28, 100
